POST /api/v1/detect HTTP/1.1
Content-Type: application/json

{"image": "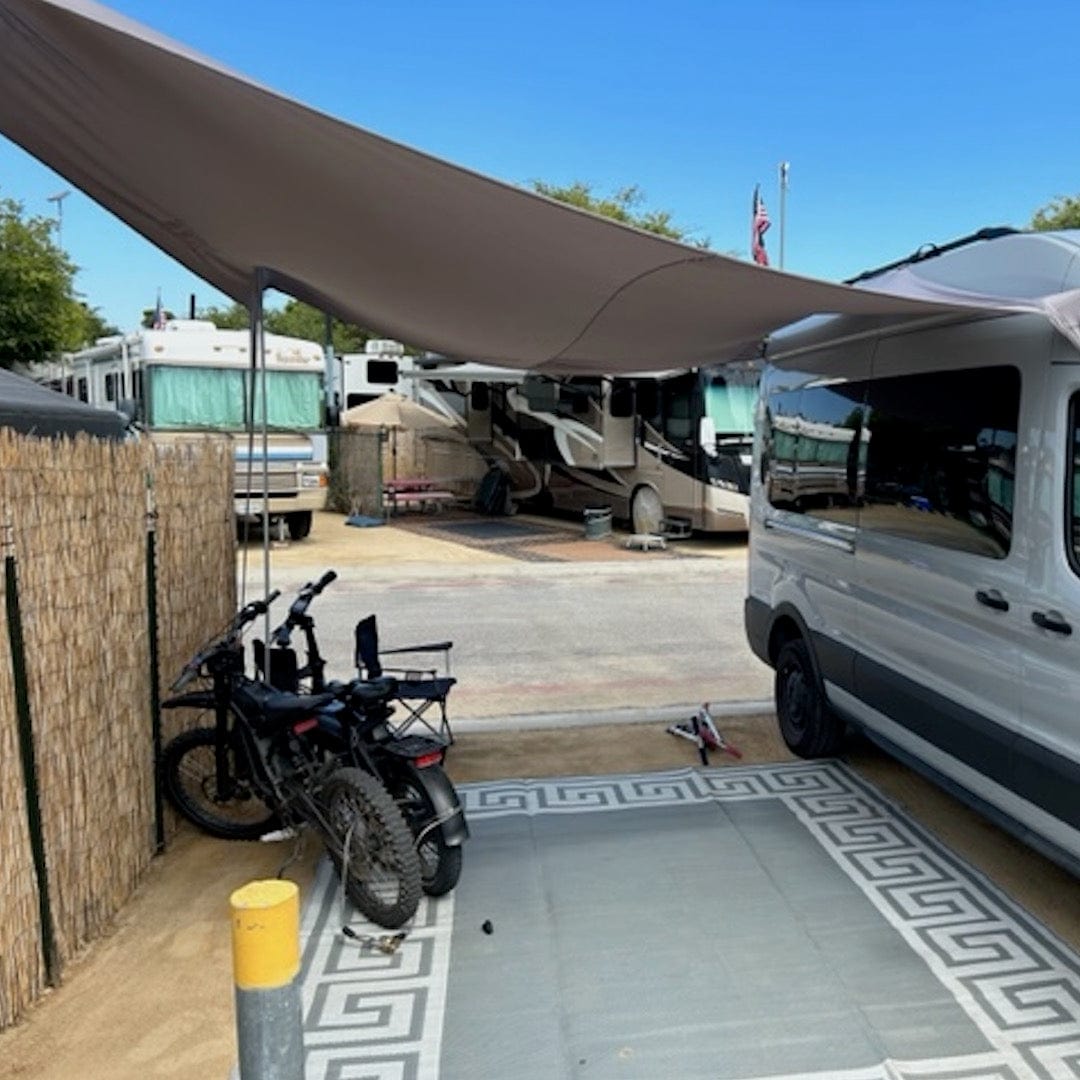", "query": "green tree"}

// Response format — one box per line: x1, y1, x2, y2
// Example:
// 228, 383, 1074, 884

0, 195, 108, 366
531, 180, 708, 247
1031, 195, 1080, 231
195, 301, 248, 329
197, 298, 373, 353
